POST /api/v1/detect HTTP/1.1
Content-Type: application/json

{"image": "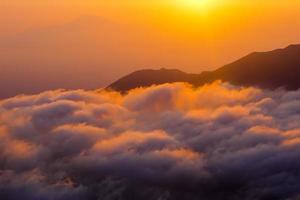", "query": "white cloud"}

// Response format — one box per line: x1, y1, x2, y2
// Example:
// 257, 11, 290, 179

1, 82, 300, 199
